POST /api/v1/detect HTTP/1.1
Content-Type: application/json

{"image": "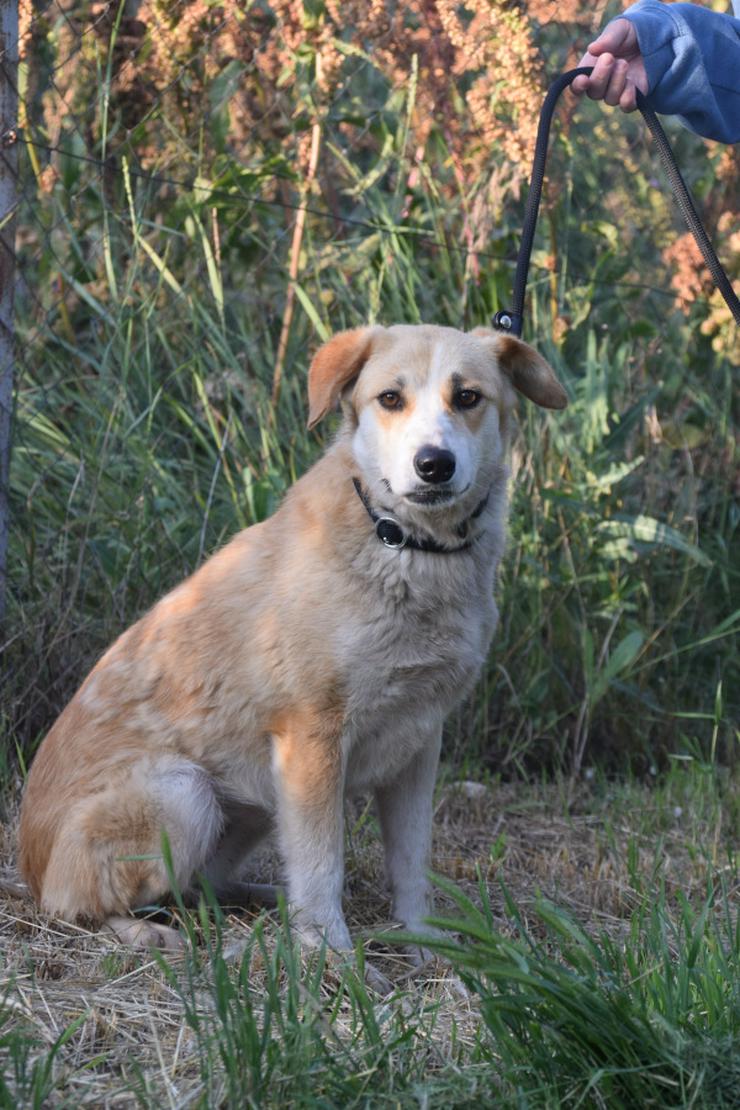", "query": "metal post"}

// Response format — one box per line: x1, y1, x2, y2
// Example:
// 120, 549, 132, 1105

0, 0, 18, 625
